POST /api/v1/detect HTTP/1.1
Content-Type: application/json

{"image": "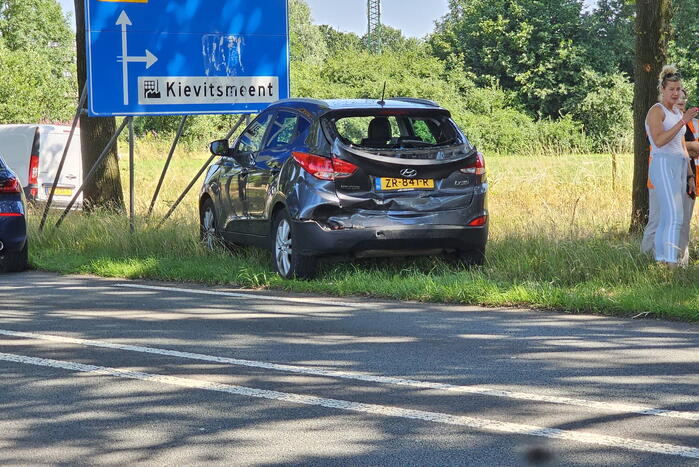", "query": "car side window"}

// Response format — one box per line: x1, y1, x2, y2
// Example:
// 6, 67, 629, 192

264, 111, 305, 149
237, 113, 273, 154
